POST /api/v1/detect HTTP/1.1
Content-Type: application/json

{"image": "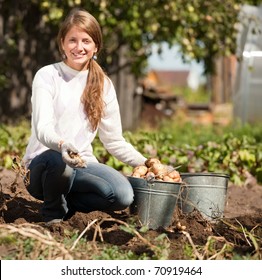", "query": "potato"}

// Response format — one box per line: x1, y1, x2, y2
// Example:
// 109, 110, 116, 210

150, 163, 168, 177
176, 222, 186, 231
131, 158, 182, 184
133, 165, 148, 176
68, 151, 79, 158
163, 175, 174, 182
145, 171, 155, 181
173, 177, 182, 182
132, 172, 141, 178
68, 151, 85, 166
145, 158, 161, 168
168, 169, 180, 179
